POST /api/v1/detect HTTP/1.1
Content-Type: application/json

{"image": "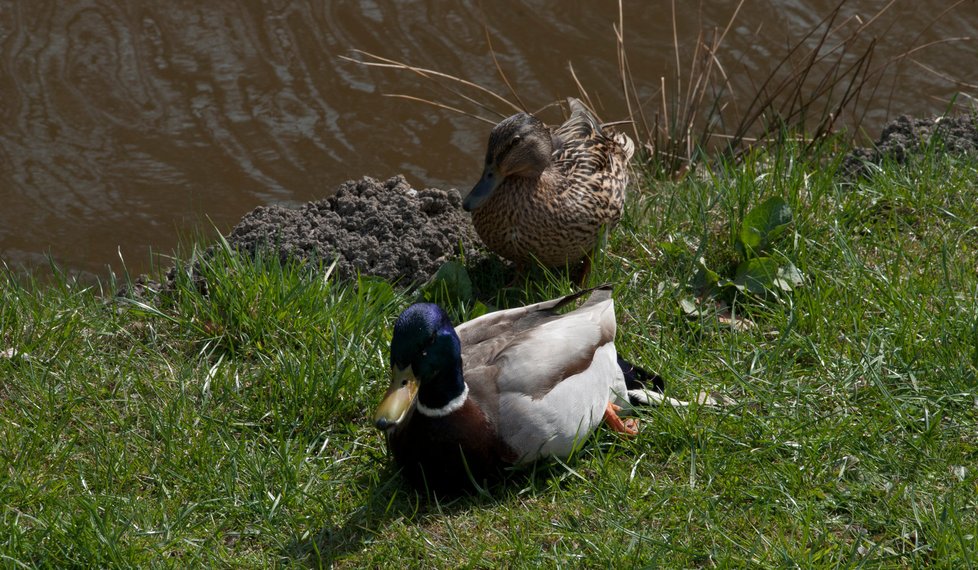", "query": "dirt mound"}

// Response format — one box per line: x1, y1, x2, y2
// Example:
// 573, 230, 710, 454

226, 175, 485, 285
844, 114, 978, 175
